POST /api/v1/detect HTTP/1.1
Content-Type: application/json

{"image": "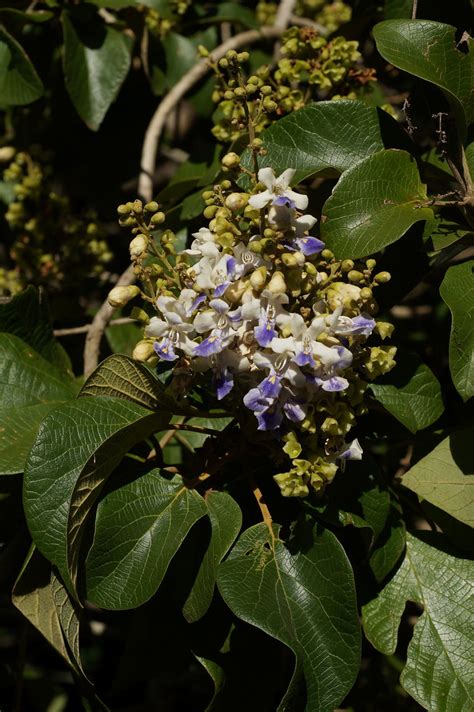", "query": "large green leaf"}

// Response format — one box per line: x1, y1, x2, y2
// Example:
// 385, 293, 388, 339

0, 27, 43, 106
0, 334, 77, 475
80, 354, 170, 409
24, 397, 166, 583
241, 101, 384, 183
162, 28, 217, 89
12, 547, 83, 671
321, 149, 433, 259
373, 20, 474, 139
0, 286, 72, 372
440, 260, 474, 401
369, 352, 444, 433
183, 491, 242, 623
217, 521, 360, 712
85, 470, 207, 609
363, 532, 474, 712
403, 429, 474, 527
61, 10, 133, 130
